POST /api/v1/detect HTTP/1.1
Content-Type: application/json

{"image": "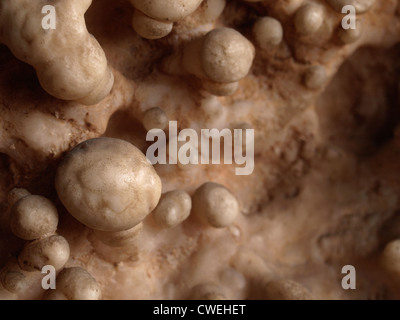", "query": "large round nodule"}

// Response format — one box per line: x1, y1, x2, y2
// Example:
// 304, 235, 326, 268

55, 137, 162, 232
192, 182, 240, 228
45, 267, 102, 300
10, 195, 59, 241
202, 28, 255, 83
130, 0, 203, 22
